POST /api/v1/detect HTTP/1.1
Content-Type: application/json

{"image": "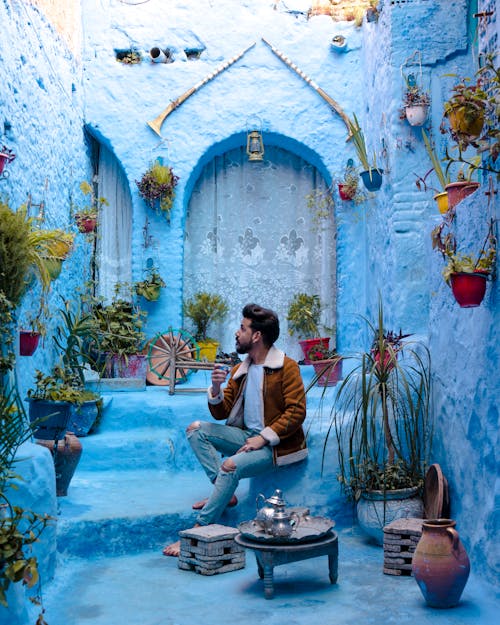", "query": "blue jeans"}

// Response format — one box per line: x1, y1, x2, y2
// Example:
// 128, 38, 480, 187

187, 421, 274, 526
